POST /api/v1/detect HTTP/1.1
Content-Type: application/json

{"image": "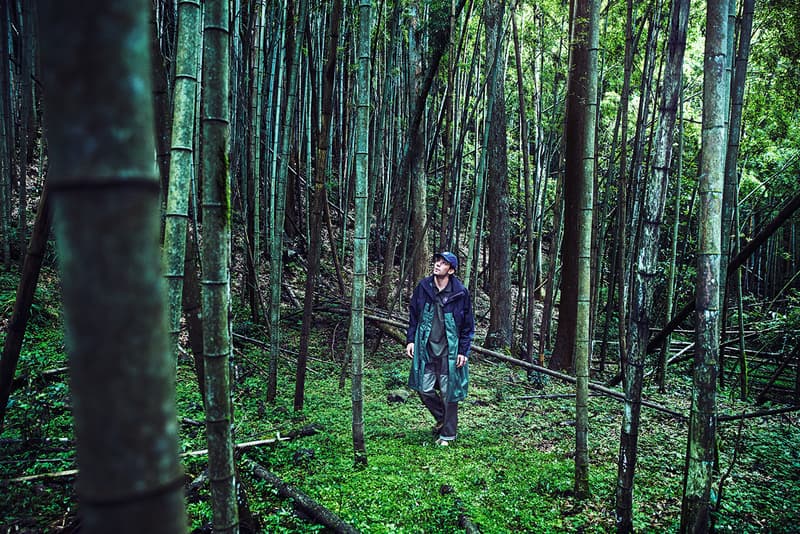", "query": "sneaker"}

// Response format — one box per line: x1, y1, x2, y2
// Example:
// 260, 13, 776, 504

435, 438, 450, 446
